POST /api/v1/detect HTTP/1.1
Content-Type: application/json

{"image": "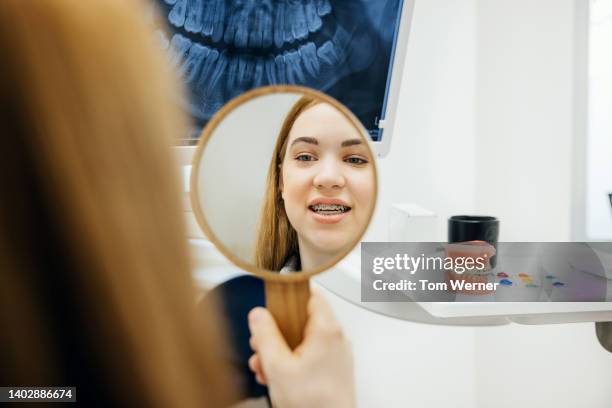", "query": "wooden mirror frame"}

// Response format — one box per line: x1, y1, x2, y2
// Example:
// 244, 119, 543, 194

190, 85, 378, 347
